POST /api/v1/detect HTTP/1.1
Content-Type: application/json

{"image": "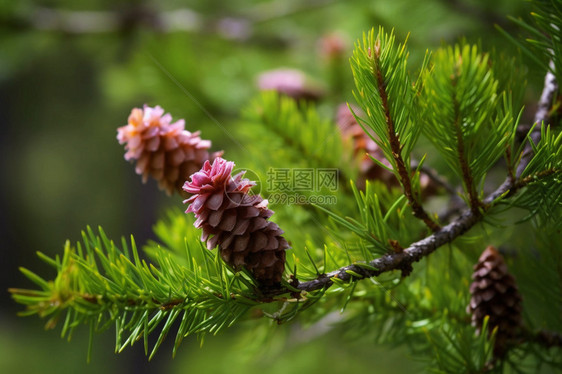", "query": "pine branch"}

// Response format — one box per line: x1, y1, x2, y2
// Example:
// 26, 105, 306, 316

478, 327, 562, 370
351, 29, 440, 232
514, 167, 560, 190
499, 1, 562, 84
295, 171, 552, 294
10, 227, 262, 359
411, 161, 457, 197
534, 329, 562, 348
239, 92, 356, 206
372, 41, 440, 232
291, 67, 560, 294
516, 61, 559, 178
242, 93, 355, 181
9, 1, 338, 42
451, 73, 480, 214
437, 197, 466, 224
410, 160, 466, 222
421, 44, 518, 203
